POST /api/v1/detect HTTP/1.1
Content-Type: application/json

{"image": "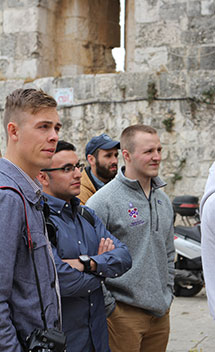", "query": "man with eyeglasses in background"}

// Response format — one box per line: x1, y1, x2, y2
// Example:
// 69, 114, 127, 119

38, 140, 132, 352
